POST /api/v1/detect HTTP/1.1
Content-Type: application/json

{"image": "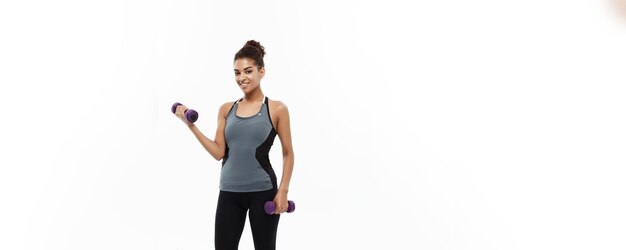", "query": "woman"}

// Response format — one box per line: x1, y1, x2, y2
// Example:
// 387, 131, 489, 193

174, 40, 294, 250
